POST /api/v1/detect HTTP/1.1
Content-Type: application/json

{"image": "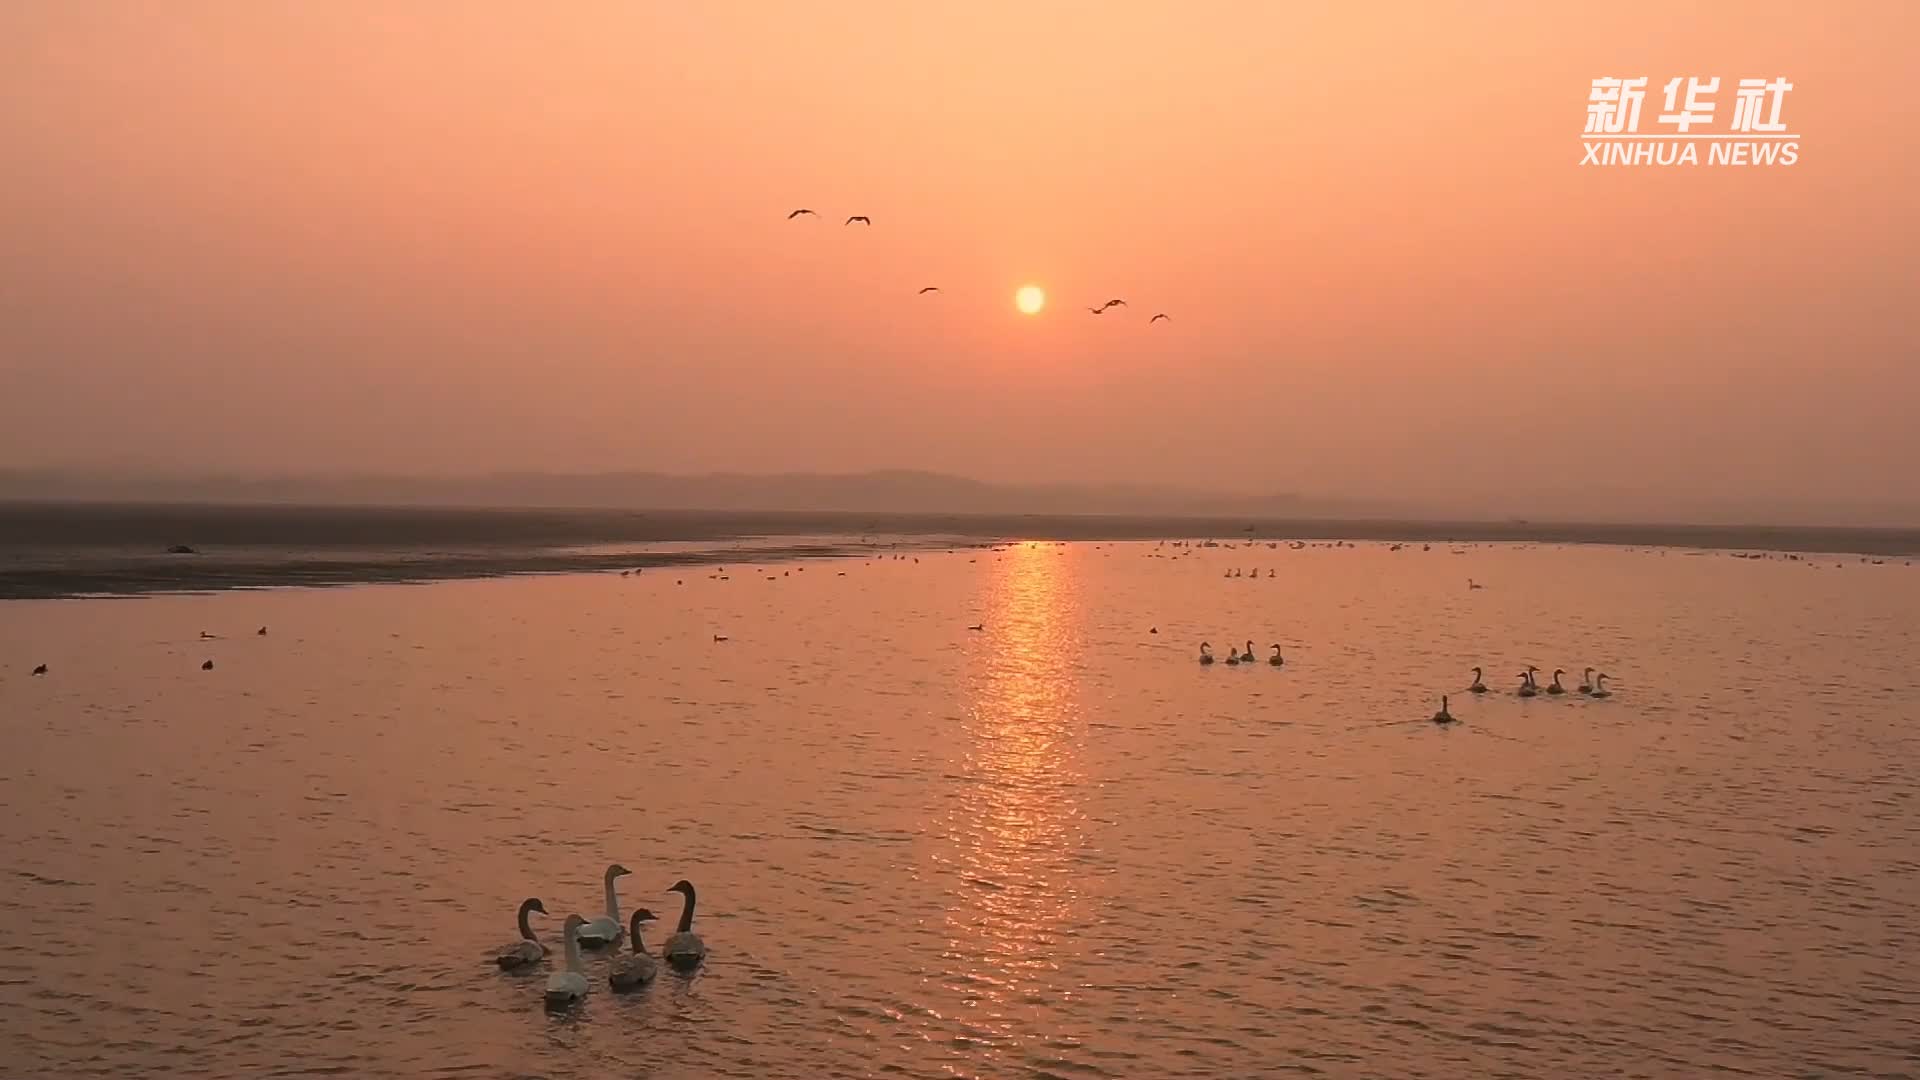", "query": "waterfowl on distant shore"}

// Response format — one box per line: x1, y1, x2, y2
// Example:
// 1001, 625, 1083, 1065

495, 898, 549, 970
201, 660, 214, 671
